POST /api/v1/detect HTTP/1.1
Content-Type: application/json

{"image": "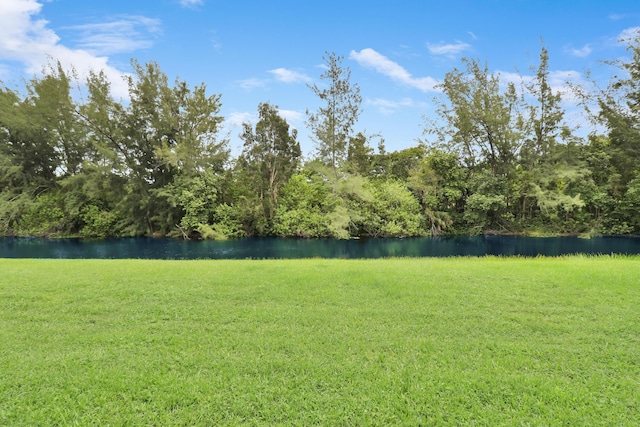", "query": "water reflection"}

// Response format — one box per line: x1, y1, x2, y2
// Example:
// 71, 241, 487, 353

2, 236, 640, 259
